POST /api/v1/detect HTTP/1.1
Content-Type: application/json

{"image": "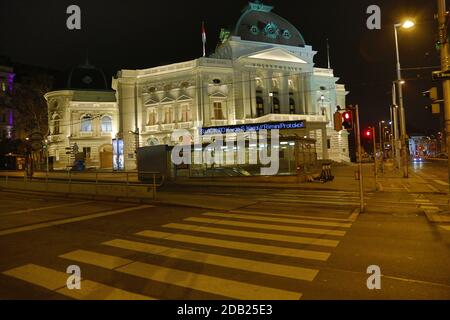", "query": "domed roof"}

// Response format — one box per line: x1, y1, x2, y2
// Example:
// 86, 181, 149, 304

66, 59, 109, 90
233, 1, 306, 47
